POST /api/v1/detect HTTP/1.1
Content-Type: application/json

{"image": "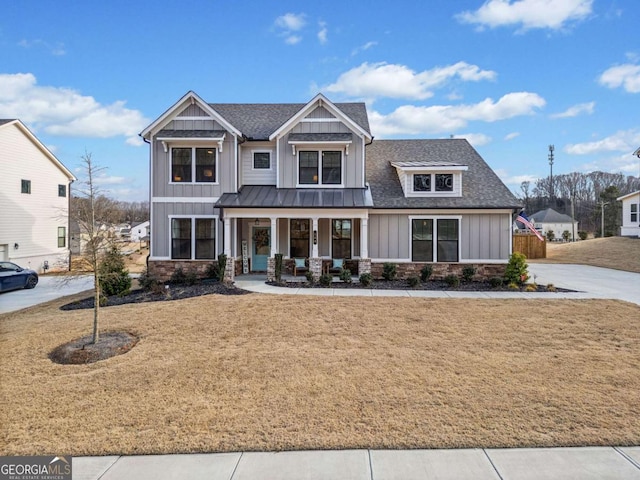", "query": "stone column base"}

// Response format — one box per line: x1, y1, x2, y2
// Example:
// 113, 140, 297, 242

309, 258, 322, 281
224, 257, 235, 283
358, 258, 371, 276
266, 257, 276, 282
